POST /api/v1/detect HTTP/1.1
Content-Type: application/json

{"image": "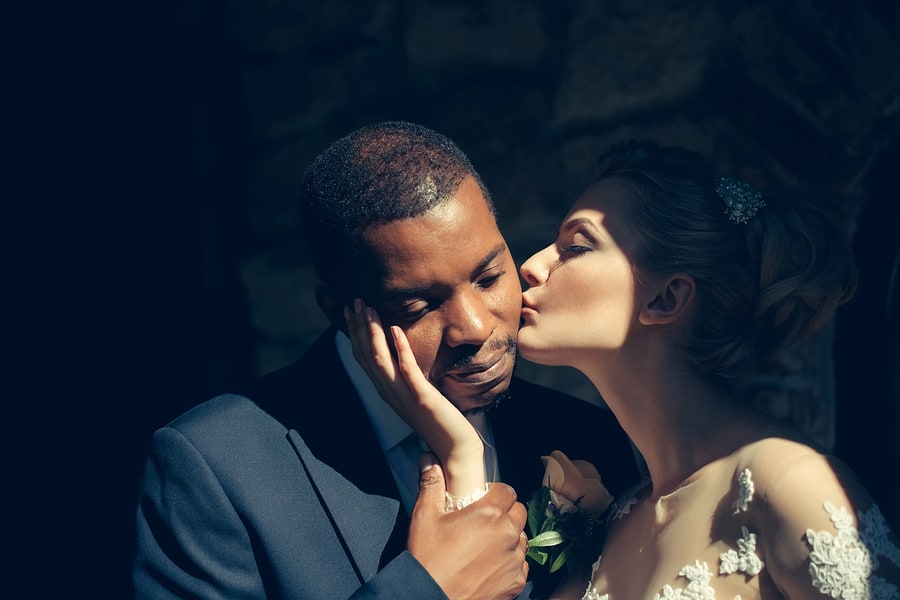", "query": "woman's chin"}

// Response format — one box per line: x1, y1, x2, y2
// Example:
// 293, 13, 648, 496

517, 339, 571, 368
515, 336, 543, 363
